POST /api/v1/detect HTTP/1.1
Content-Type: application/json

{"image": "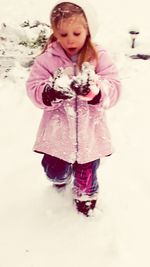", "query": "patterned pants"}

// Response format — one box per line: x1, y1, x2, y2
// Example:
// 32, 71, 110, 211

41, 154, 100, 199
